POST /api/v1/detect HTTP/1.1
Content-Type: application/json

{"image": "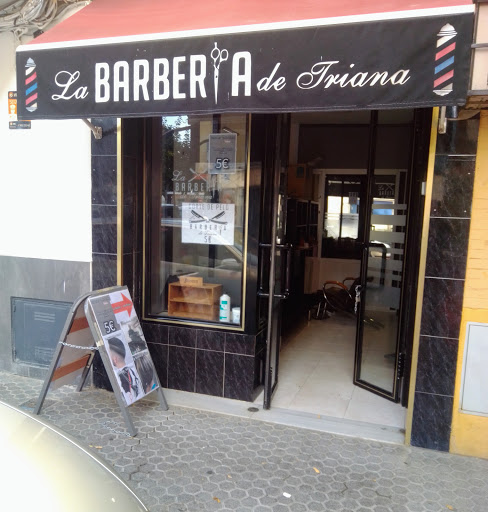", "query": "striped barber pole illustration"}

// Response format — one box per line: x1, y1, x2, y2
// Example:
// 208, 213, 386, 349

433, 24, 457, 96
25, 57, 38, 112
